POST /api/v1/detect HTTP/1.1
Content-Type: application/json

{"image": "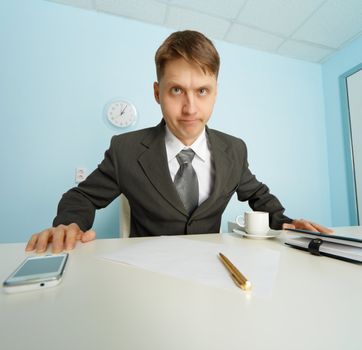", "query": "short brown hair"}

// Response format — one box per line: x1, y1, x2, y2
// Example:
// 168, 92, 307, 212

155, 30, 220, 81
